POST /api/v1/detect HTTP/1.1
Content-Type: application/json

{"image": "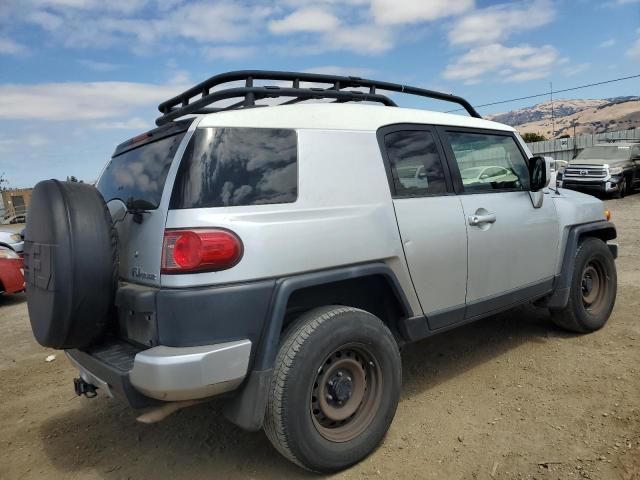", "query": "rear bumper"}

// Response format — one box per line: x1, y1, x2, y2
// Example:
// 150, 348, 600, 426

67, 339, 251, 405
65, 279, 273, 408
